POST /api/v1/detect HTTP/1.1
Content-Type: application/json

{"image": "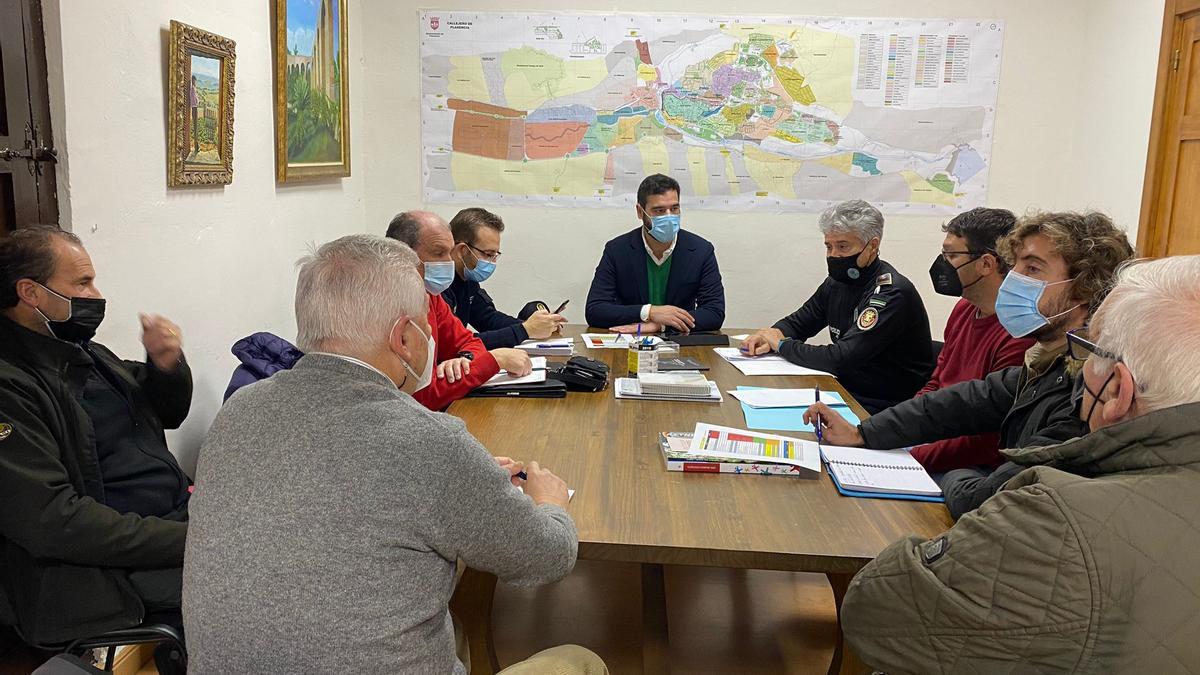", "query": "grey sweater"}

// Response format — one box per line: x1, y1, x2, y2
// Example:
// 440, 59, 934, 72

182, 354, 578, 673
